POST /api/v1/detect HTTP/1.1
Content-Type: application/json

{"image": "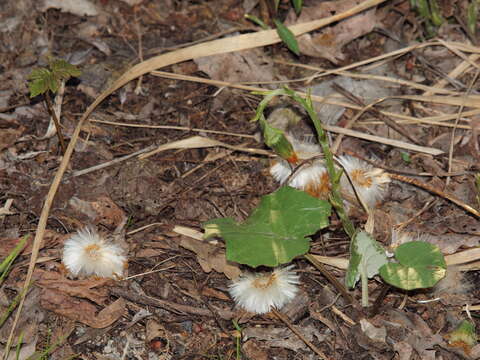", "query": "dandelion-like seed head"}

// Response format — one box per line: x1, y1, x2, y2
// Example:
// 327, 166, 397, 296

288, 136, 321, 161
229, 265, 300, 314
269, 137, 329, 198
62, 227, 127, 279
337, 155, 390, 208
